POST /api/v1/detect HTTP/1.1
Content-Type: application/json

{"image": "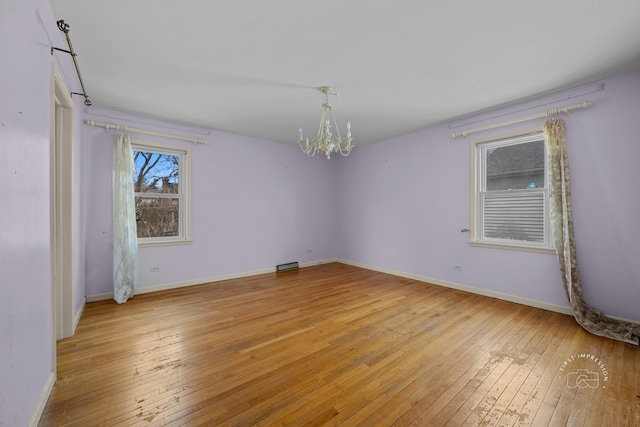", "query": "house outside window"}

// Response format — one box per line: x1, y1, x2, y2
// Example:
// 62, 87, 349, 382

470, 132, 553, 252
131, 140, 191, 246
